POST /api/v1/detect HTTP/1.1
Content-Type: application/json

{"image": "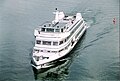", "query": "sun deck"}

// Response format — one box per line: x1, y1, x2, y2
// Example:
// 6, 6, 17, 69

36, 15, 76, 33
